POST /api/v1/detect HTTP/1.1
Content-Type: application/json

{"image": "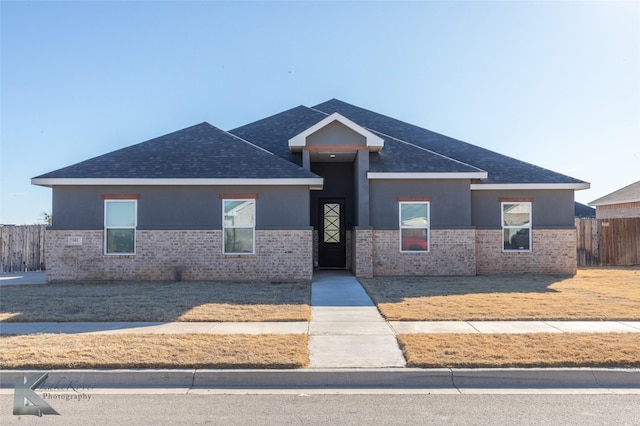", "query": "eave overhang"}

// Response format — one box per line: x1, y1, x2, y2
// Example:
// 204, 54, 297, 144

31, 177, 324, 190
368, 172, 488, 180
589, 198, 640, 207
470, 183, 591, 191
